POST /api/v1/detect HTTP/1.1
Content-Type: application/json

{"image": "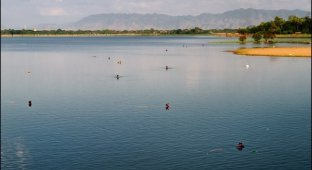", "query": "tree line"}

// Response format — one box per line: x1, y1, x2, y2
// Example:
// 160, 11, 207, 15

1, 15, 310, 38
237, 15, 311, 43
1, 27, 210, 36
